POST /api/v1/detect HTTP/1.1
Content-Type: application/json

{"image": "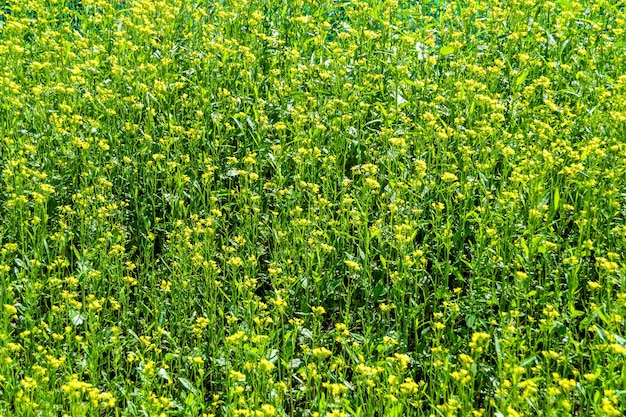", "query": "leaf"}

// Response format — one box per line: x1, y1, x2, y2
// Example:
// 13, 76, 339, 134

595, 326, 607, 342
267, 349, 279, 364
299, 327, 313, 341
519, 238, 529, 259
515, 70, 529, 87
372, 282, 388, 302
552, 321, 567, 336
613, 333, 626, 347
494, 335, 502, 362
579, 311, 598, 331
385, 403, 404, 417
468, 100, 475, 117
178, 377, 199, 395
69, 310, 85, 326
553, 188, 560, 213
440, 45, 455, 56
557, 0, 573, 11
157, 368, 171, 382
450, 266, 464, 282
185, 393, 196, 407
520, 354, 538, 367
568, 303, 584, 318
